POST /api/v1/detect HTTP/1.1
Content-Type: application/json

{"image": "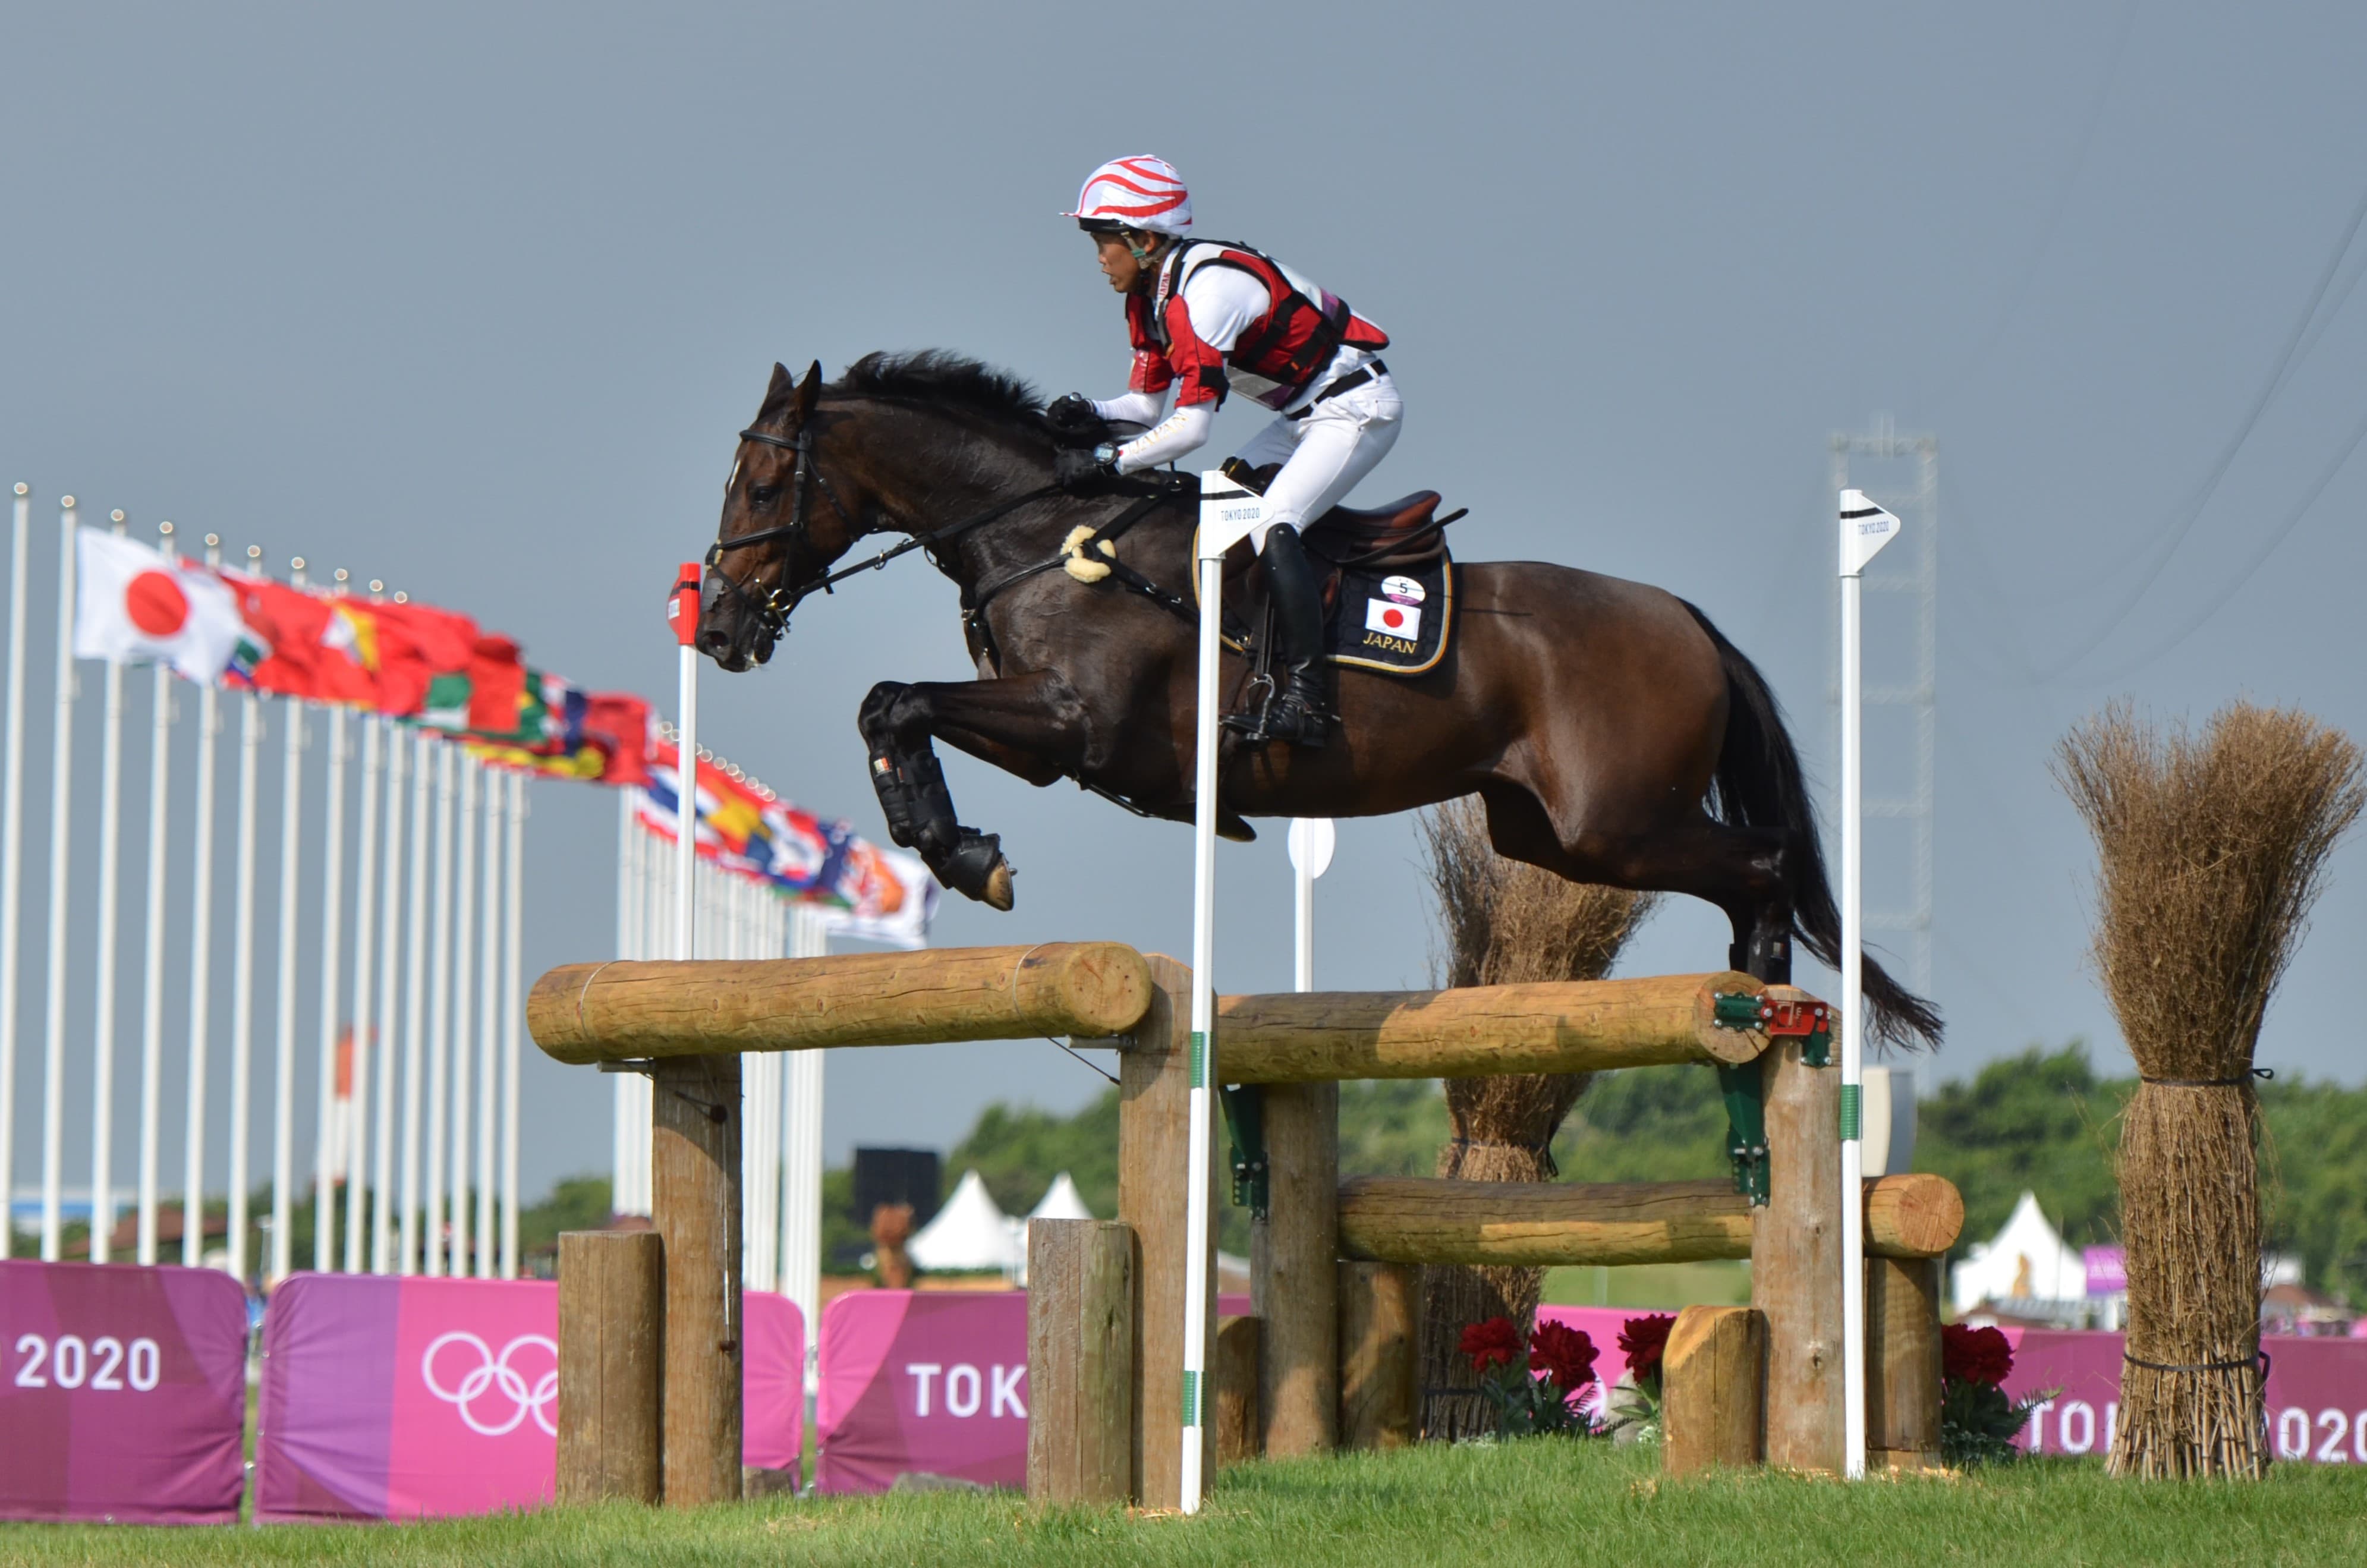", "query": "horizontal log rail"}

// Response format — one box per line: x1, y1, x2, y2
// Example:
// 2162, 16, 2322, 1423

1336, 1172, 1962, 1266
1212, 972, 1784, 1083
528, 943, 1154, 1064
